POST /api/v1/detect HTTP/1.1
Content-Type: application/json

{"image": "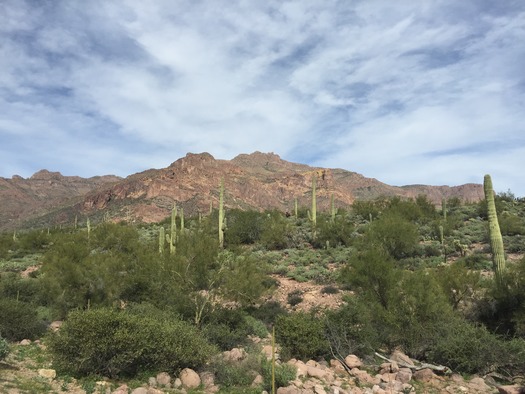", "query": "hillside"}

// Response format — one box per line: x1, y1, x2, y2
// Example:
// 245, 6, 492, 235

0, 152, 484, 231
